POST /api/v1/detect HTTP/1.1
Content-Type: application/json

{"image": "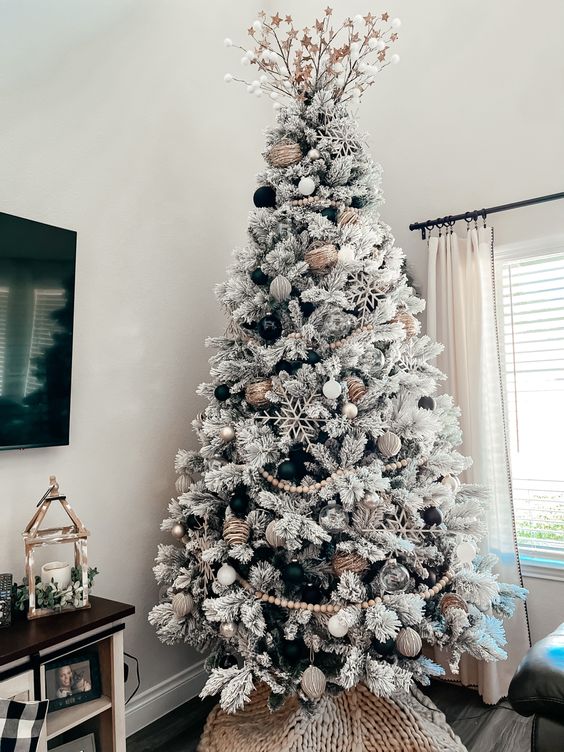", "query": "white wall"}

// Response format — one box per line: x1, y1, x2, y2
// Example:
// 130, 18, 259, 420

0, 0, 562, 731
